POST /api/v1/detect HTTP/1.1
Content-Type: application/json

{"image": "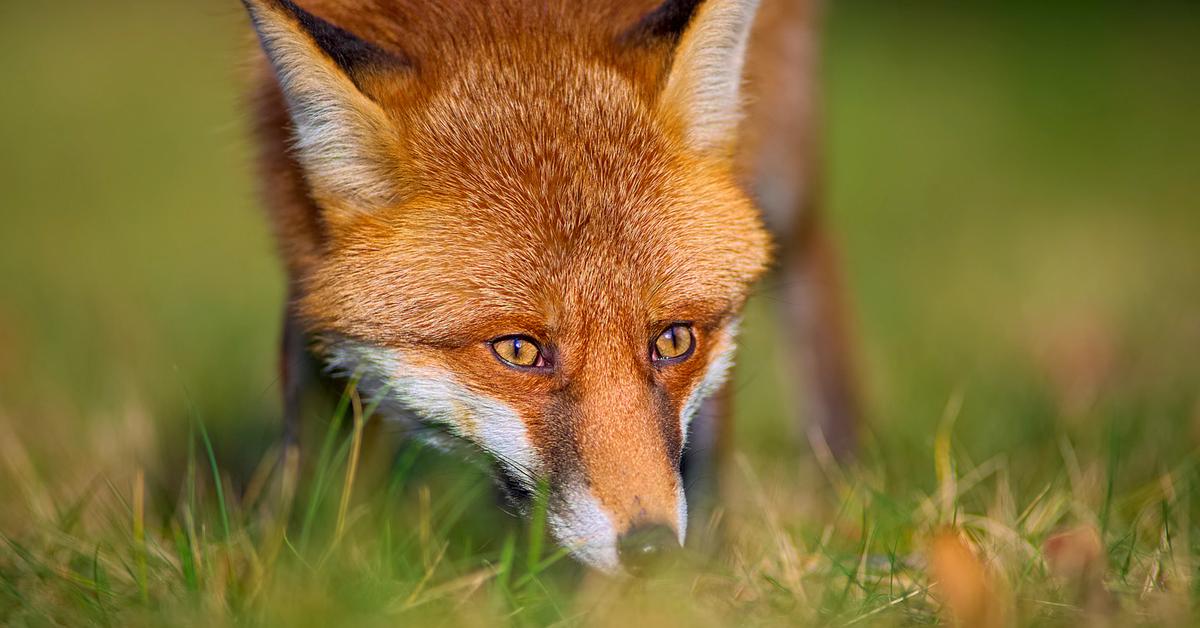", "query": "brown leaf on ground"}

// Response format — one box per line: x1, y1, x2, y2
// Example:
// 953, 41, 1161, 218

928, 529, 1007, 628
1043, 525, 1103, 582
1043, 525, 1116, 621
